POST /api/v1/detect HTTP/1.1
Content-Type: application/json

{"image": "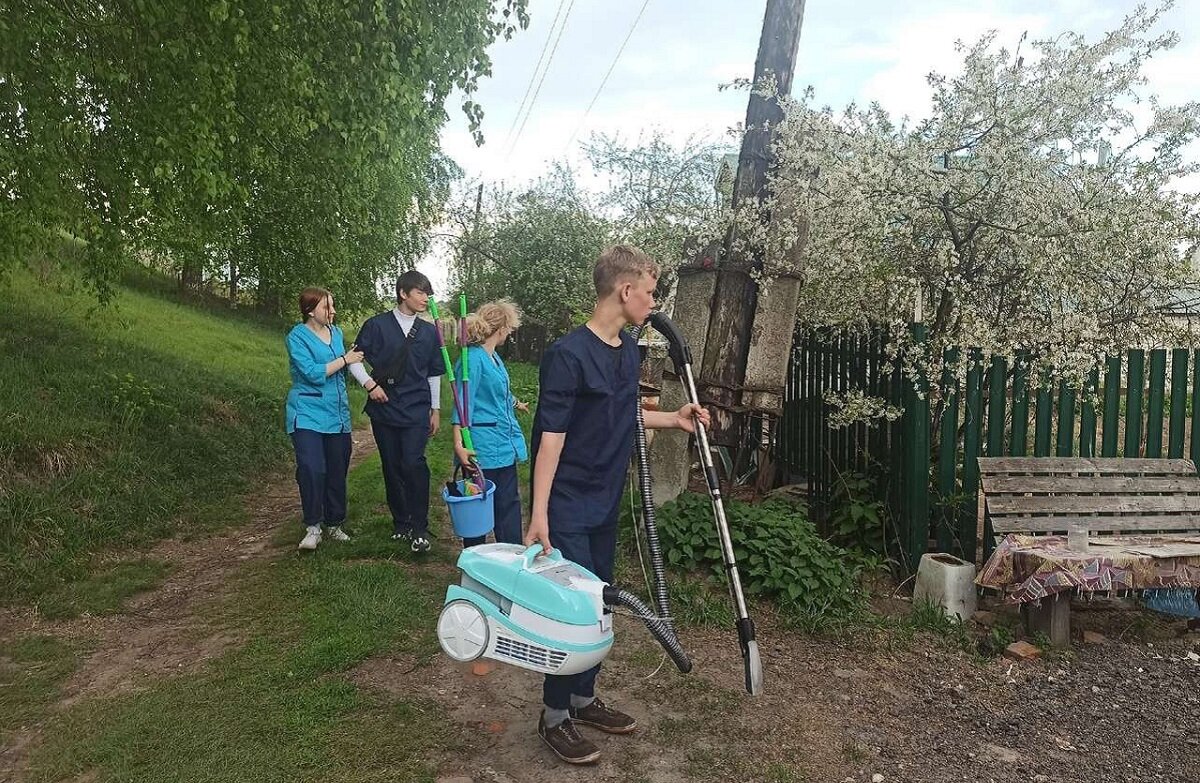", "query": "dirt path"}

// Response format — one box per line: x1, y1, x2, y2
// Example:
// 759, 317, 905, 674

0, 429, 378, 780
